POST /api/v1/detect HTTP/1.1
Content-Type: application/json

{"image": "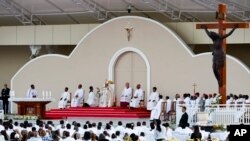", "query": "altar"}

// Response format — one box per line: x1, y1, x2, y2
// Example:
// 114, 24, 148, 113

9, 98, 55, 119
